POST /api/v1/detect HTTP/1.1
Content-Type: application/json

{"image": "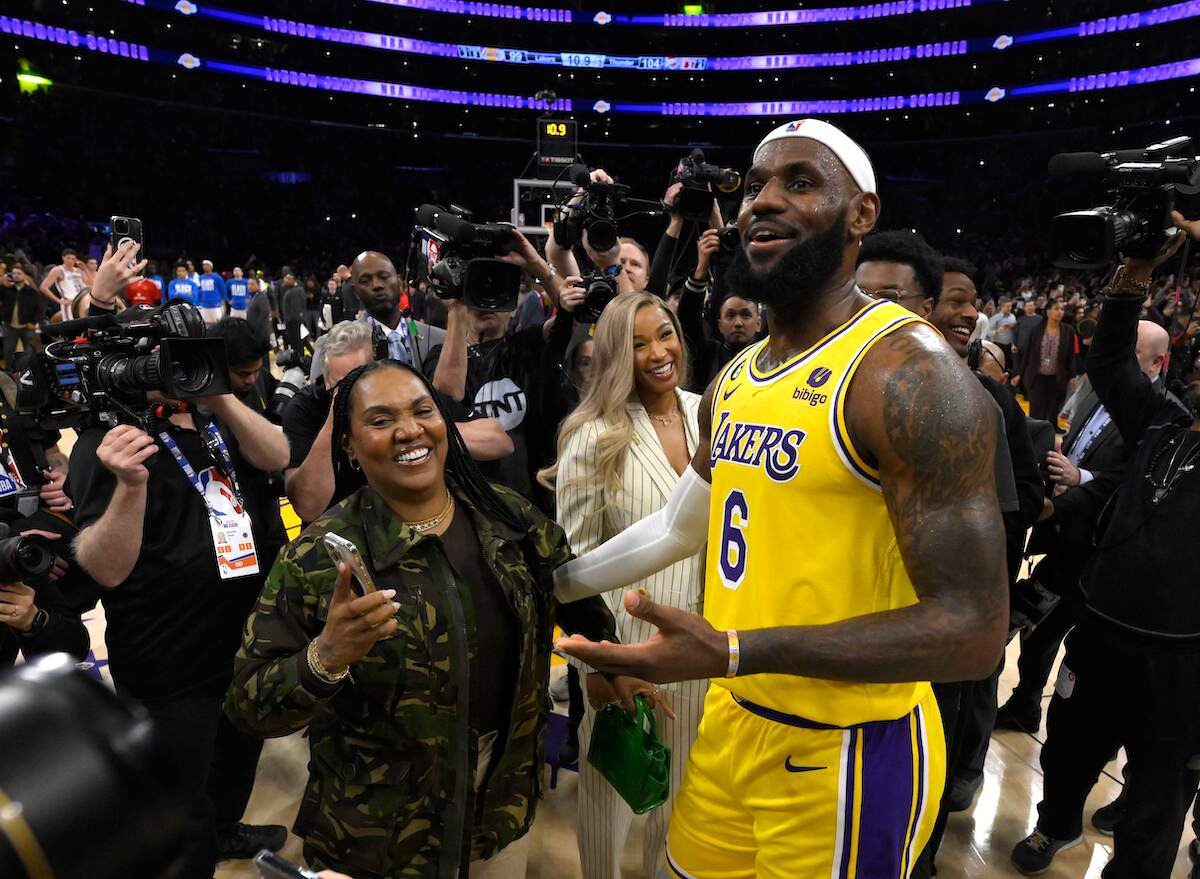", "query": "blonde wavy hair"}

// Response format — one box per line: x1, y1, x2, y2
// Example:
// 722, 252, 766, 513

538, 292, 689, 506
